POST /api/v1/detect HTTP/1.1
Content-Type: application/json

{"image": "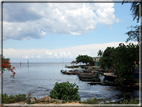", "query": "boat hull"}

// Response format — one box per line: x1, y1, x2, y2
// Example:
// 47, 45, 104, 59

80, 77, 101, 82
77, 73, 99, 80
60, 70, 79, 75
